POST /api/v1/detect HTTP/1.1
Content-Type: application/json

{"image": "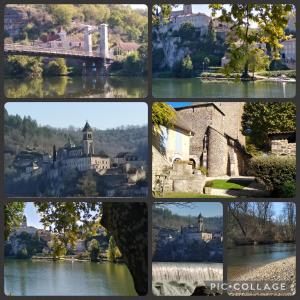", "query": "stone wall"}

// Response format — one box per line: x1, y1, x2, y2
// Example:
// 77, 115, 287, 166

176, 104, 224, 156
207, 127, 228, 176
271, 139, 296, 156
